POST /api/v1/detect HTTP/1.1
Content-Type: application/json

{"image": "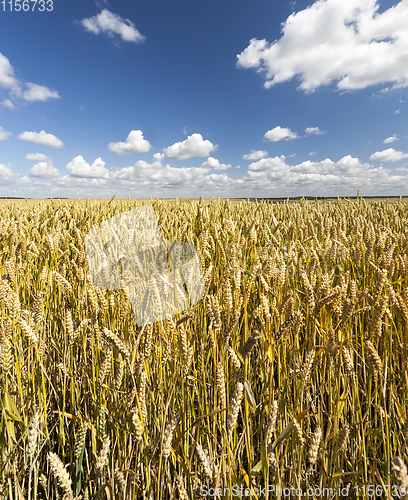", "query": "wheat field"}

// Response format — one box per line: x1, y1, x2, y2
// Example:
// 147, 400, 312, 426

1, 196, 408, 499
